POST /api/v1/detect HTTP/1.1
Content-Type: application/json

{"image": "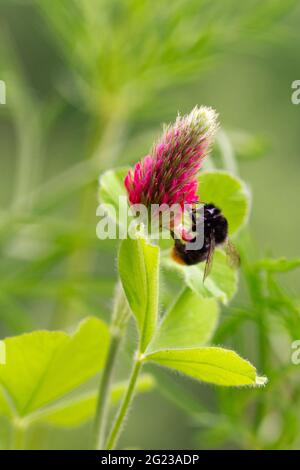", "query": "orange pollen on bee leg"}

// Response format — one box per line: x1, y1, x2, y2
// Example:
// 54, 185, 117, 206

171, 247, 187, 266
